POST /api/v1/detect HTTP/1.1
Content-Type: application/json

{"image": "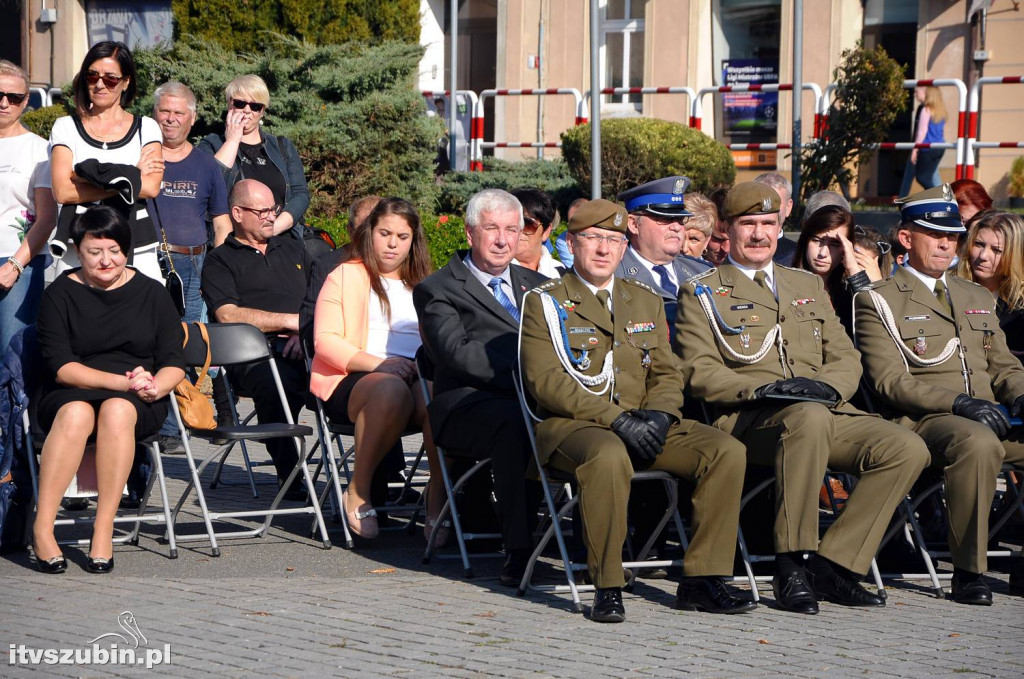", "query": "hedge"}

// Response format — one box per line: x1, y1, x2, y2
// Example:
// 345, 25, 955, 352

308, 213, 468, 271
438, 157, 584, 215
